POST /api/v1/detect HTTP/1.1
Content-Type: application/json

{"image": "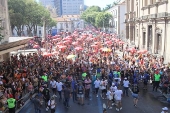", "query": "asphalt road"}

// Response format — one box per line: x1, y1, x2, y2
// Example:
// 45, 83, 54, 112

18, 83, 170, 113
